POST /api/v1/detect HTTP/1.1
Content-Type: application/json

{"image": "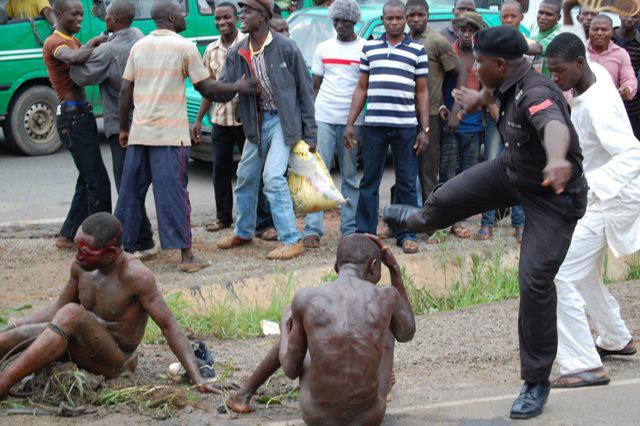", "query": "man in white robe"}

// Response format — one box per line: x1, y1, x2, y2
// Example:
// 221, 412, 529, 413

546, 32, 637, 387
